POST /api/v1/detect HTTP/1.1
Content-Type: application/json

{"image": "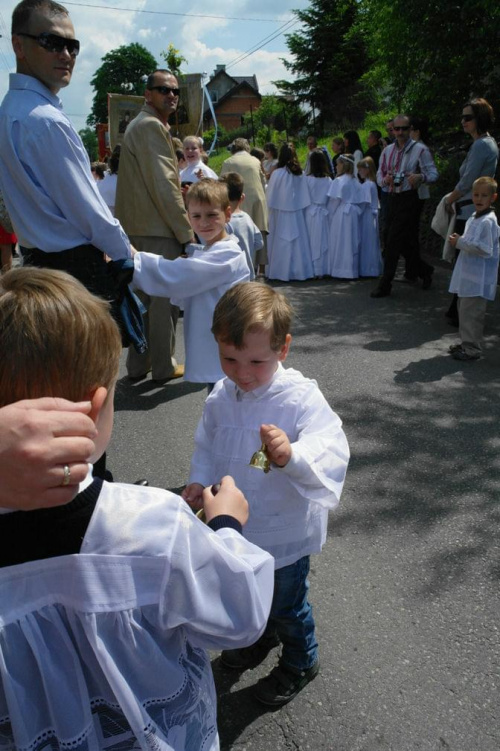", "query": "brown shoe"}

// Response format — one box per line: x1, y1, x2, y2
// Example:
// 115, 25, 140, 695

152, 364, 184, 384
